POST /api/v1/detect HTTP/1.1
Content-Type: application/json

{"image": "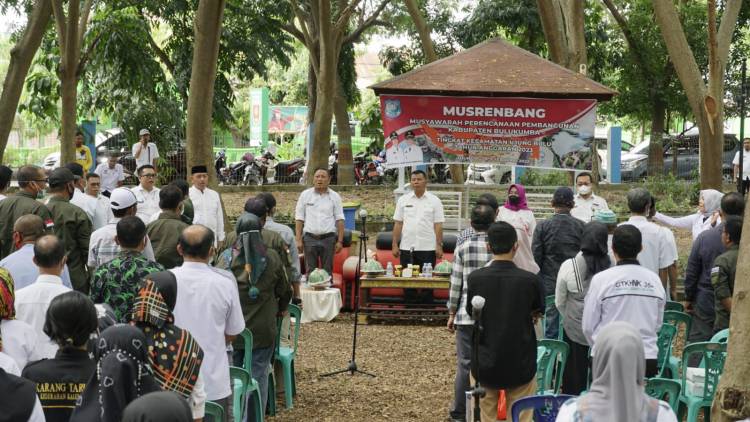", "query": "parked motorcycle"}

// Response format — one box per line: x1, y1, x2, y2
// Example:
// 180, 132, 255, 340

243, 154, 263, 185
220, 153, 253, 185
263, 151, 305, 184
